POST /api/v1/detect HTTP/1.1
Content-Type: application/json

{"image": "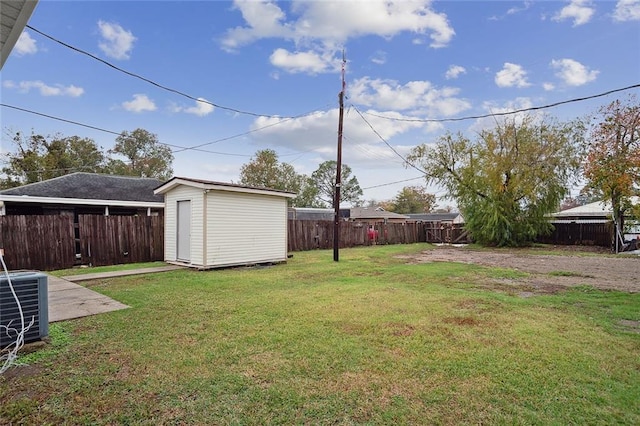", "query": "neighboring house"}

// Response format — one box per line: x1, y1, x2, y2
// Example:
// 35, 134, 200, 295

552, 197, 639, 241
154, 177, 295, 270
348, 206, 410, 224
0, 173, 165, 216
552, 197, 639, 223
406, 212, 464, 224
